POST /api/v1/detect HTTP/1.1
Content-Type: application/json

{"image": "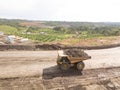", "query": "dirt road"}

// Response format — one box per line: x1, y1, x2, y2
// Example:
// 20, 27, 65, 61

0, 47, 120, 90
